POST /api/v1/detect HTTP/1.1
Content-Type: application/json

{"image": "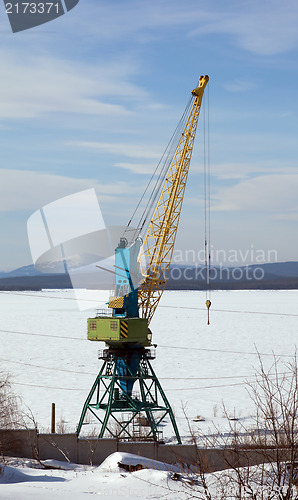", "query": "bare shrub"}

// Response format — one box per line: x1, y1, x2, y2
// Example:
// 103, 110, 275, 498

179, 353, 298, 499
56, 416, 68, 434
243, 352, 298, 499
0, 371, 22, 429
